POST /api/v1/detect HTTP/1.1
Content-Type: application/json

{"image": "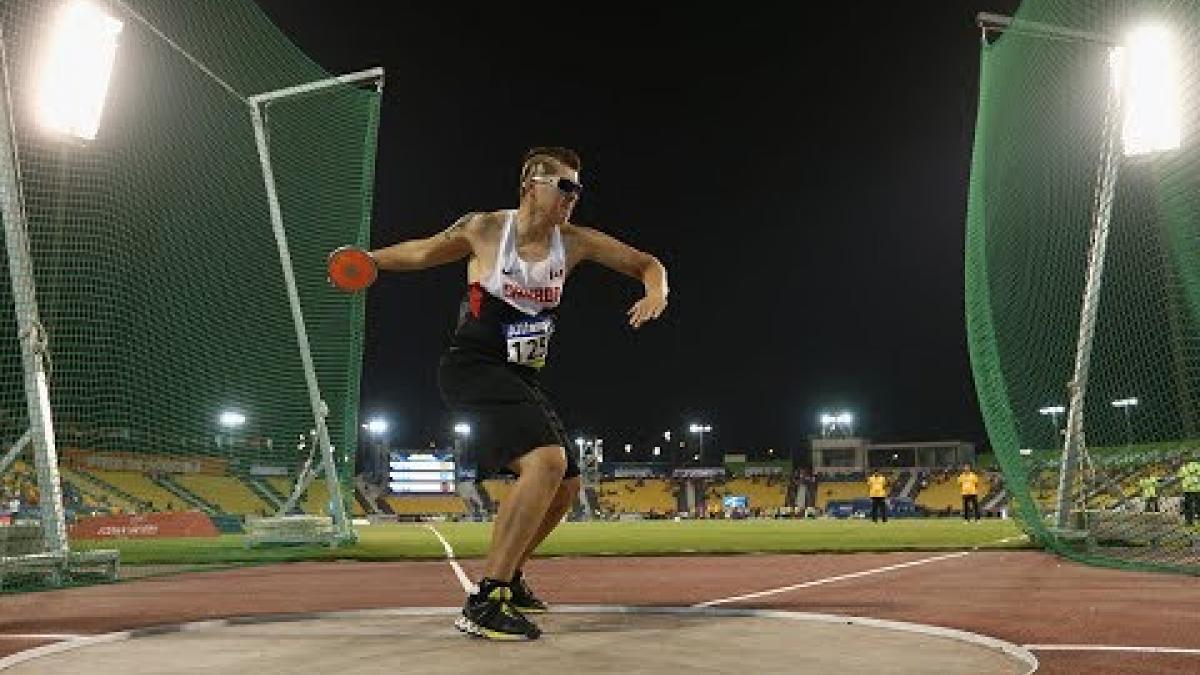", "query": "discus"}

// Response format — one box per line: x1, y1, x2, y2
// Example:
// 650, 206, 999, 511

327, 246, 377, 292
